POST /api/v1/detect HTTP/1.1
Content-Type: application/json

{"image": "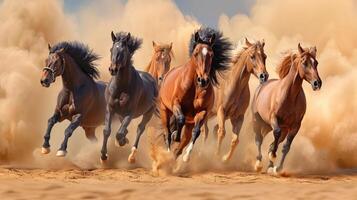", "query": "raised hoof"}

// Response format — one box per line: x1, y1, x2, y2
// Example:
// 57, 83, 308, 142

115, 137, 129, 147
182, 152, 190, 163
254, 160, 263, 172
269, 152, 276, 162
222, 154, 230, 163
56, 150, 67, 157
41, 147, 51, 154
128, 147, 137, 164
267, 166, 278, 175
